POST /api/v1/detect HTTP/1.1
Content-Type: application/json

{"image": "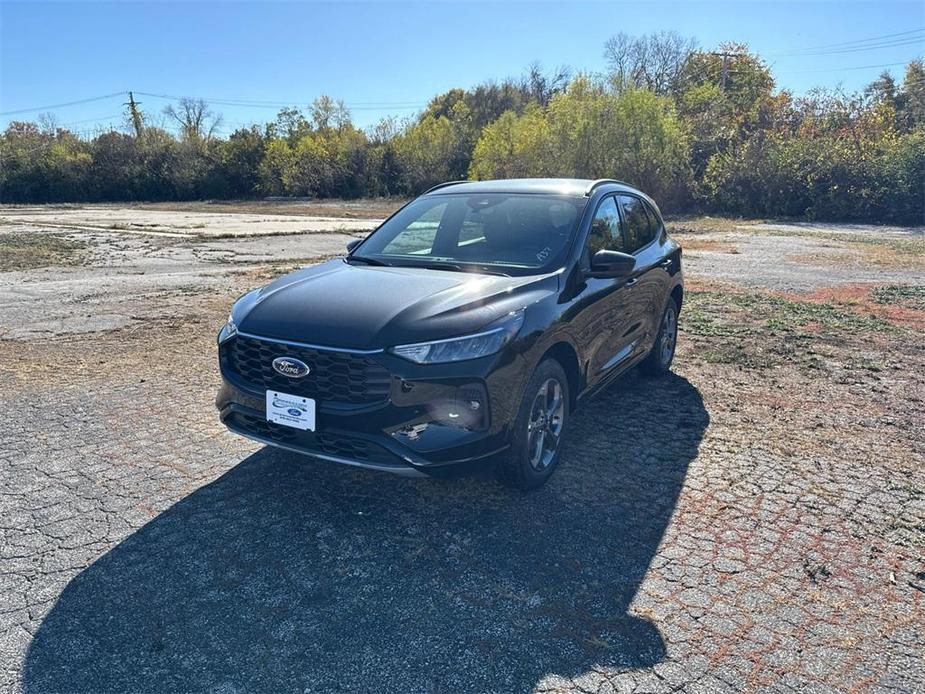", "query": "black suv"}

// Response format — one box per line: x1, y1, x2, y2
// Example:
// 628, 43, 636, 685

216, 178, 682, 488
